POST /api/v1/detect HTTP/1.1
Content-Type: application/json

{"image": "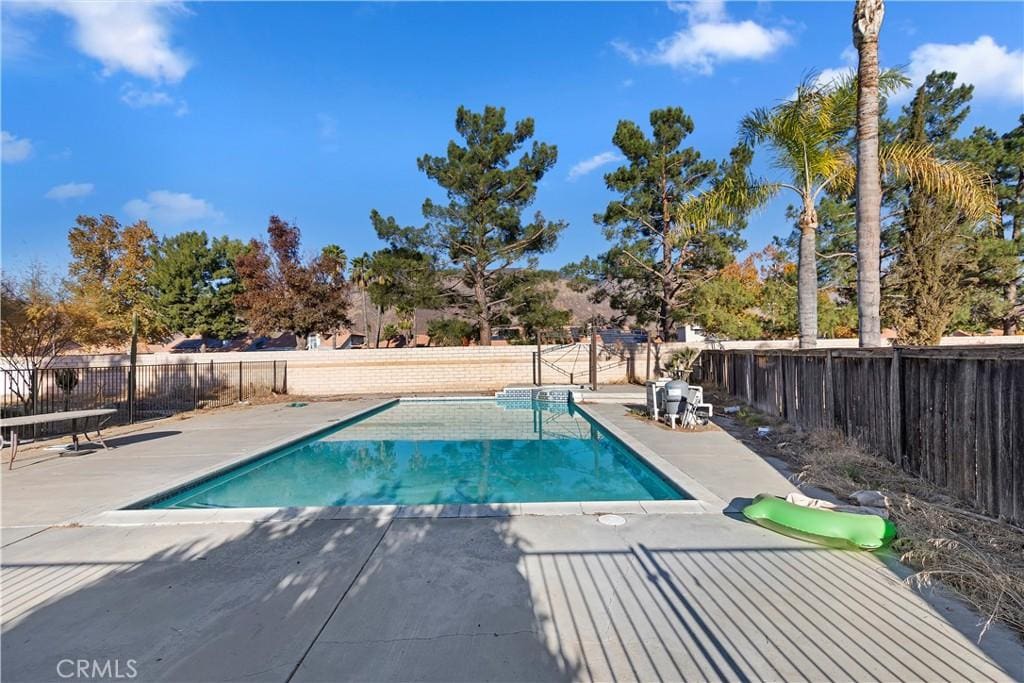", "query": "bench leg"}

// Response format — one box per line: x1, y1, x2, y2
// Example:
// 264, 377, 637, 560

8, 431, 18, 470
92, 419, 109, 450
